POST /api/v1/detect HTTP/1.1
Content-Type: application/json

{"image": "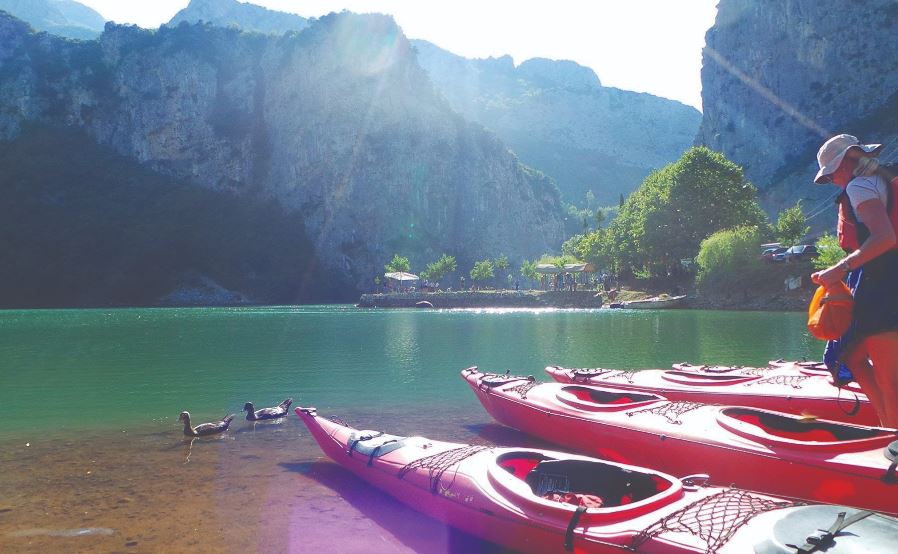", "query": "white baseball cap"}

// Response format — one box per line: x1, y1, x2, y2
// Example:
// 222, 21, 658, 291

814, 134, 882, 184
